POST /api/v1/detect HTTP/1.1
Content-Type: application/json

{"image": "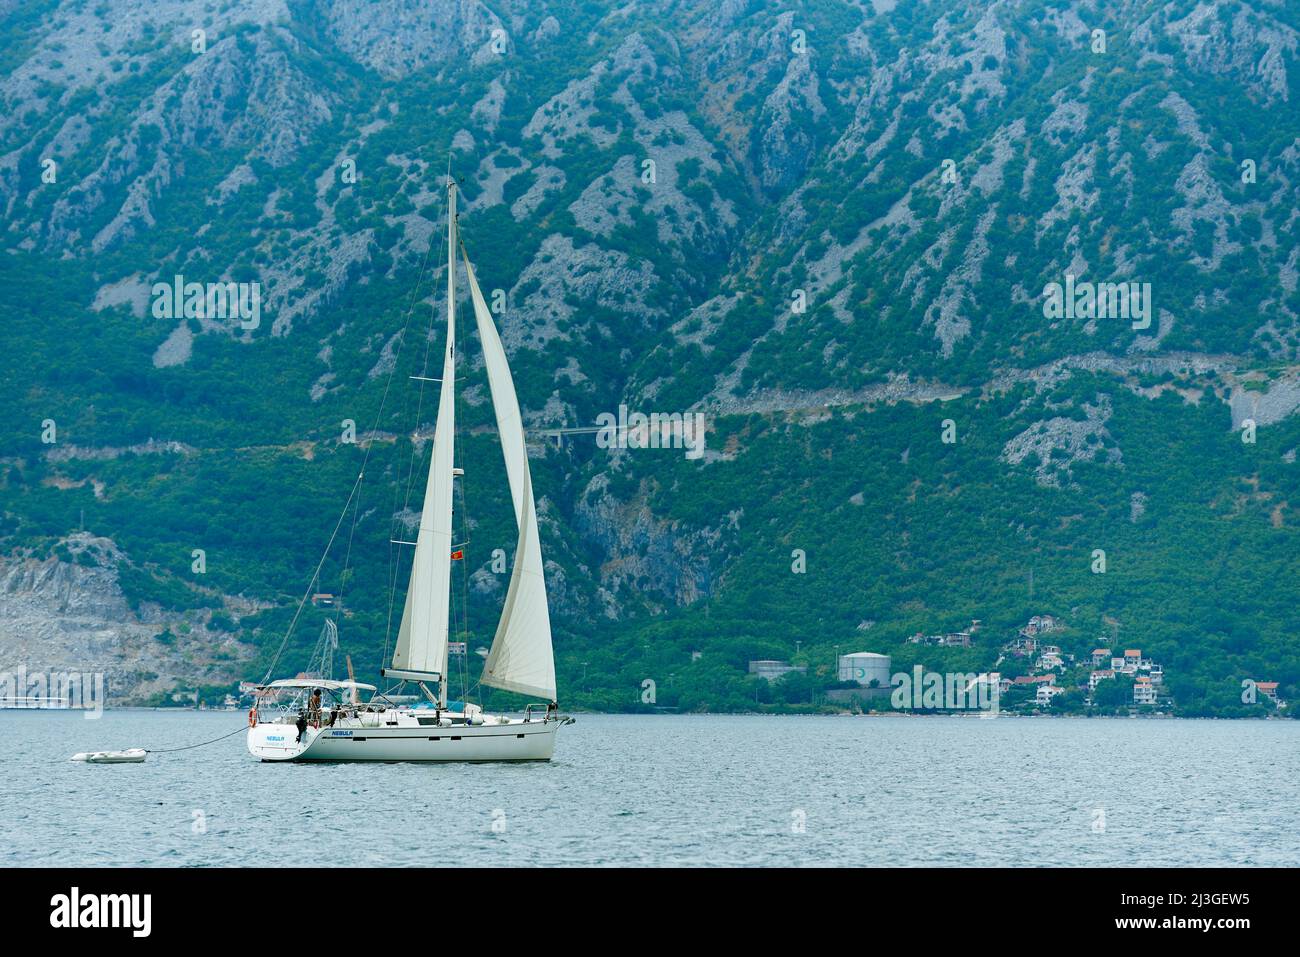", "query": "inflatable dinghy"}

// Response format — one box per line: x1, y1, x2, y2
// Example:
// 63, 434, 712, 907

70, 748, 147, 764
